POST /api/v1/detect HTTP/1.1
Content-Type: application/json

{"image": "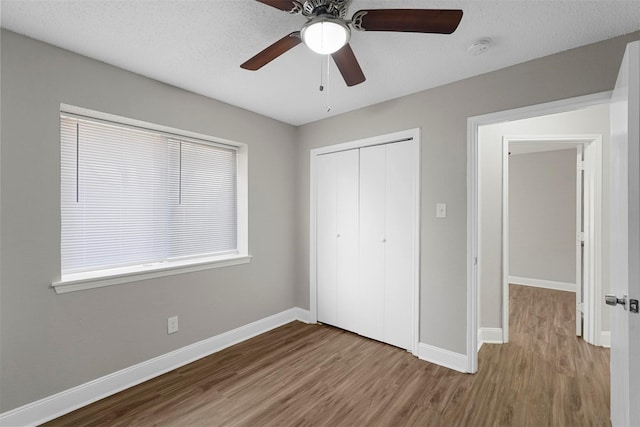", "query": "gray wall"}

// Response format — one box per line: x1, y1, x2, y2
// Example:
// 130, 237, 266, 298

0, 30, 298, 412
478, 103, 611, 329
295, 32, 639, 354
509, 149, 577, 283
